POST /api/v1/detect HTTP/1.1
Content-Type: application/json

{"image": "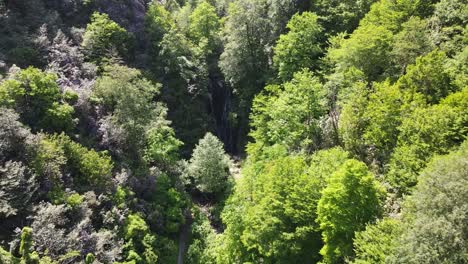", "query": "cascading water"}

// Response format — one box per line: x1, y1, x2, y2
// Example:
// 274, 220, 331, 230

208, 76, 237, 154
